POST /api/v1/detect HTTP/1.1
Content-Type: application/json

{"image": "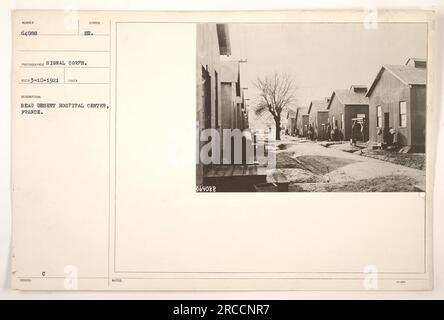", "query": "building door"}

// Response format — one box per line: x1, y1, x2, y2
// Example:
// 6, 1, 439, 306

352, 120, 362, 141
202, 67, 212, 129
383, 112, 391, 144
384, 112, 390, 128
